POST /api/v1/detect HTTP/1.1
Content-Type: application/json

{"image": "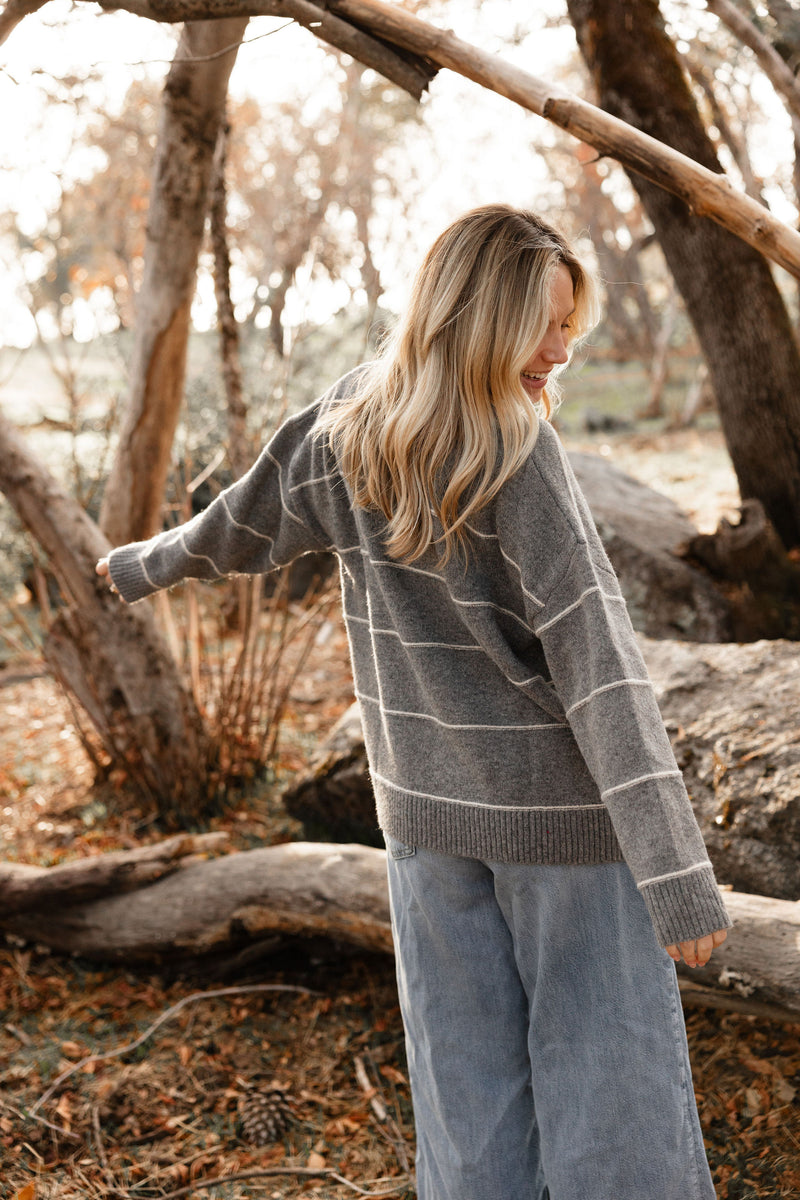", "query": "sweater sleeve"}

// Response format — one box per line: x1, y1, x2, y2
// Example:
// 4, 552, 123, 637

107, 406, 330, 604
514, 433, 731, 946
